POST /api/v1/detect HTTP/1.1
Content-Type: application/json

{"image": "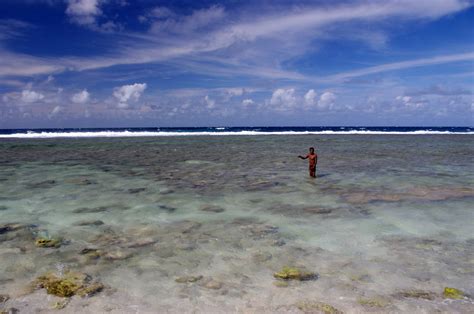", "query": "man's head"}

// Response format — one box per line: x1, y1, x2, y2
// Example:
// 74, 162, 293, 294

309, 147, 315, 153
